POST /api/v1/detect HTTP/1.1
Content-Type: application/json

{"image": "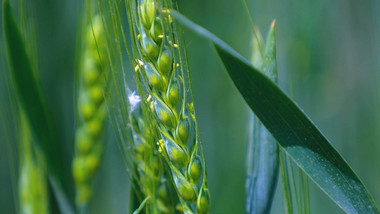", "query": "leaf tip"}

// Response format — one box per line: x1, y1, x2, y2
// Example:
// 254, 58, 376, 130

271, 19, 276, 29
